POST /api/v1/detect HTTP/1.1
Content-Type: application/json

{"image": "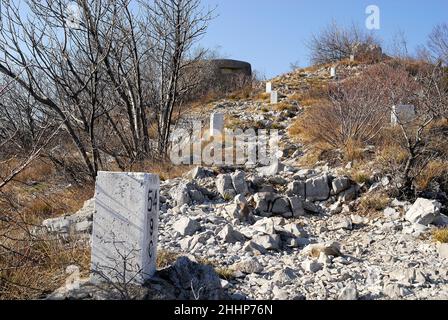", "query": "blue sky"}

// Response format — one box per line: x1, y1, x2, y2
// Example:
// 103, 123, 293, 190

200, 0, 448, 78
